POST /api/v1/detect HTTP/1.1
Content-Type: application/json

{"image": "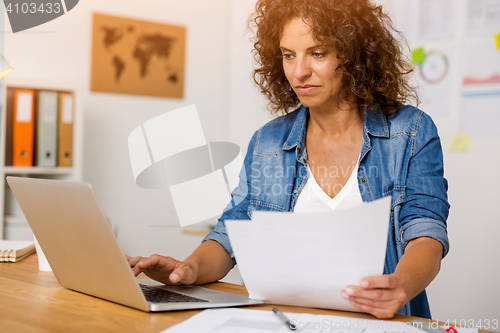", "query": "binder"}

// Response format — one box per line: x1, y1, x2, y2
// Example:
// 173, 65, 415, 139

57, 92, 74, 167
12, 89, 35, 167
36, 91, 58, 167
5, 88, 15, 166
